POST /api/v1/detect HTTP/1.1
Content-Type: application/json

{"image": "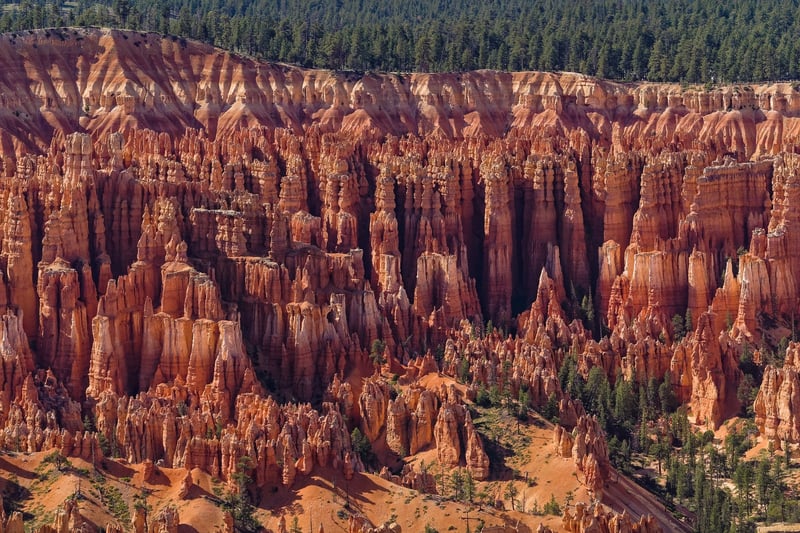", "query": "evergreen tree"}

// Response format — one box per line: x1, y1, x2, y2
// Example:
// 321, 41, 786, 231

503, 482, 518, 511
2, 0, 799, 83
